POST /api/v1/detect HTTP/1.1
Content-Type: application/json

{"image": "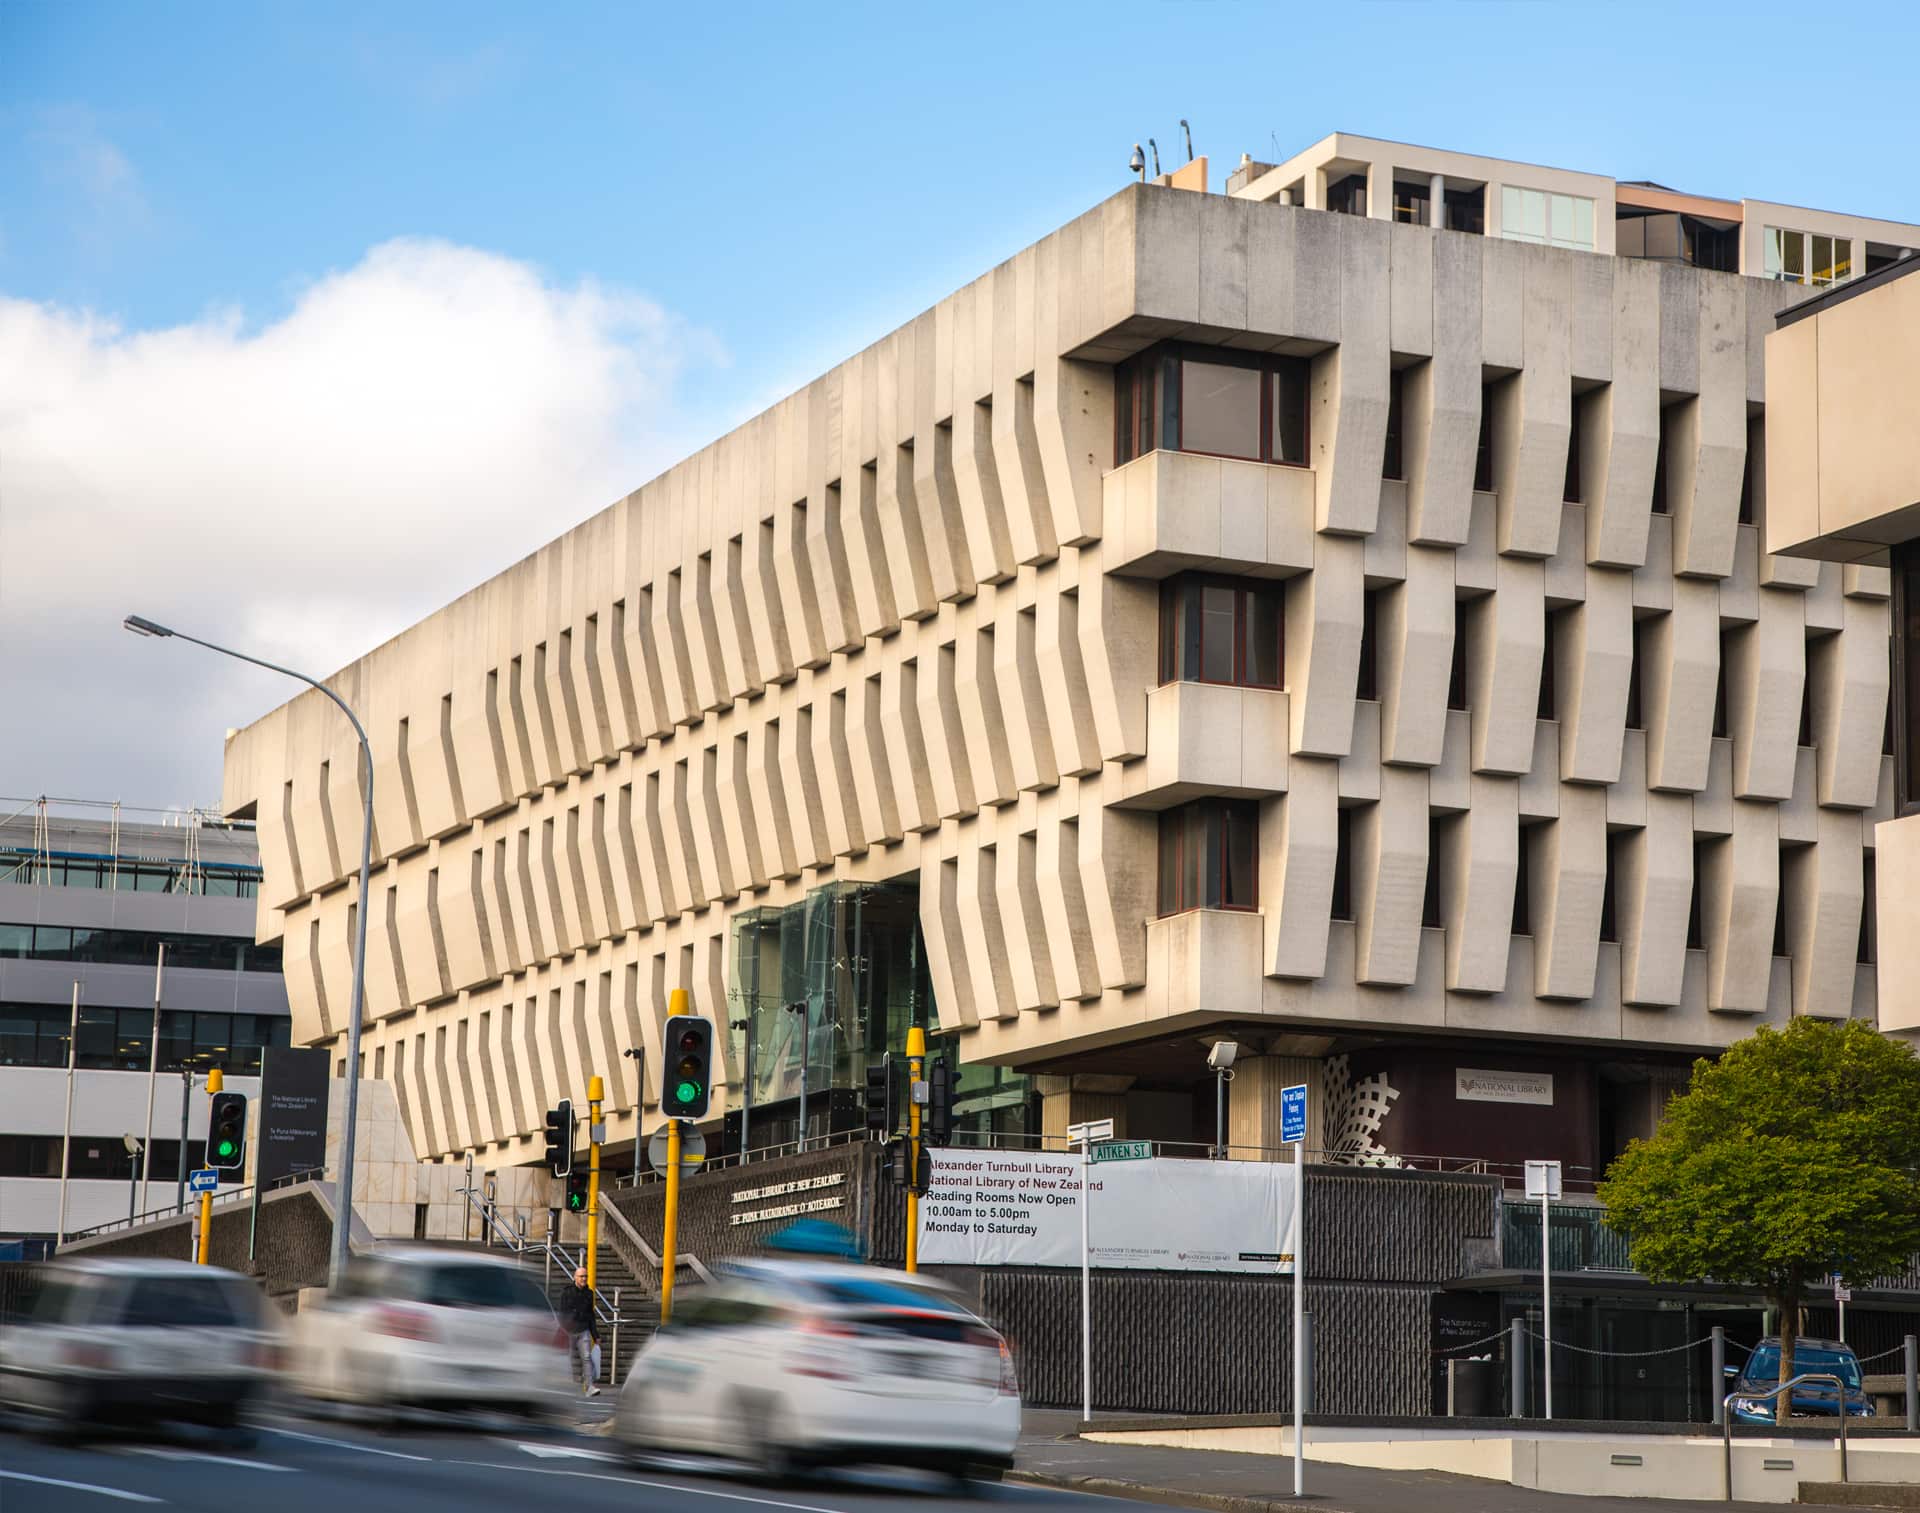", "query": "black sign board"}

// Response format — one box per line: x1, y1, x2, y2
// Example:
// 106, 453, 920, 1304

257, 1046, 330, 1187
